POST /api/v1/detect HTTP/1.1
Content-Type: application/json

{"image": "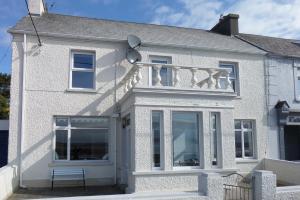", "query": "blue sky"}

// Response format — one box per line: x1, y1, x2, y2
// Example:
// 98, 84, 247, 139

1, 0, 300, 74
